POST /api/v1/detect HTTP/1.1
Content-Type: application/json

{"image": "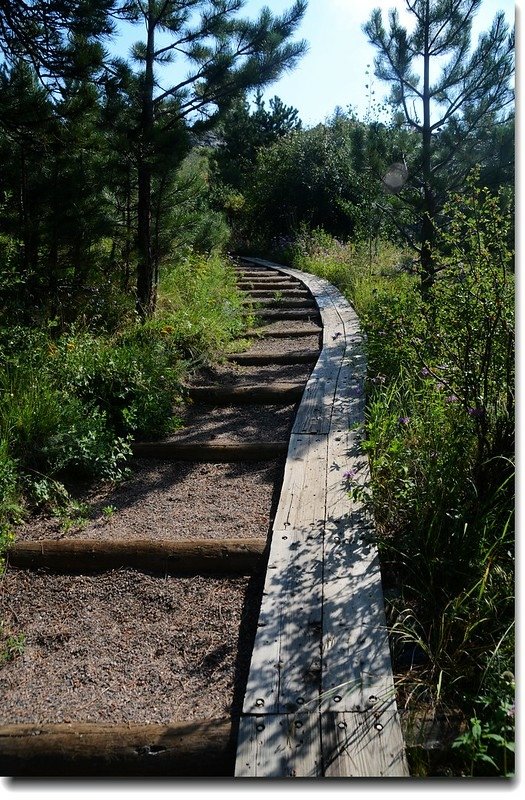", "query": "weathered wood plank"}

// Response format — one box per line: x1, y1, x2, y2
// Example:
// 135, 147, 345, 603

245, 289, 310, 298
235, 714, 322, 777
0, 719, 234, 777
8, 538, 267, 576
292, 352, 340, 435
226, 350, 318, 366
322, 711, 408, 777
131, 440, 287, 461
187, 382, 305, 404
235, 258, 408, 777
321, 529, 395, 713
273, 433, 328, 533
242, 527, 324, 715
